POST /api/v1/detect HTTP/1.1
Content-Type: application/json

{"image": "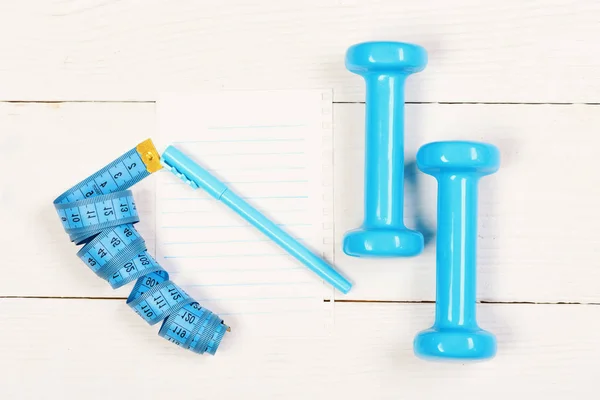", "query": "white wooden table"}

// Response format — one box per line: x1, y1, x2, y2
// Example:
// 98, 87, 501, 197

1, 1, 599, 398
